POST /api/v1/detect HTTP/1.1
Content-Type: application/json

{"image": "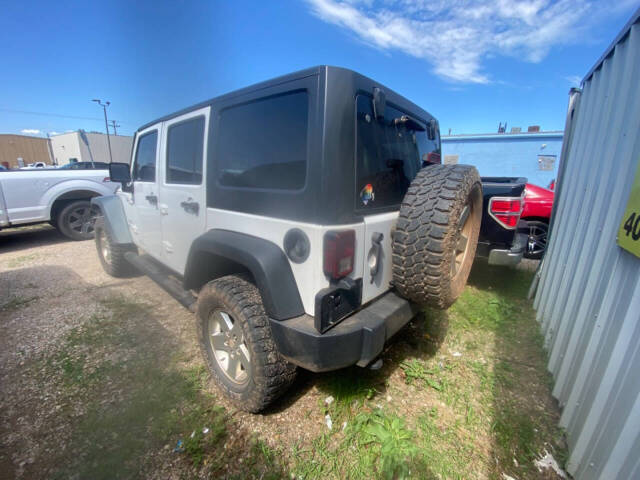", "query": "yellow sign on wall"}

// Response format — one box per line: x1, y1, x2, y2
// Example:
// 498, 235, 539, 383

618, 161, 640, 258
